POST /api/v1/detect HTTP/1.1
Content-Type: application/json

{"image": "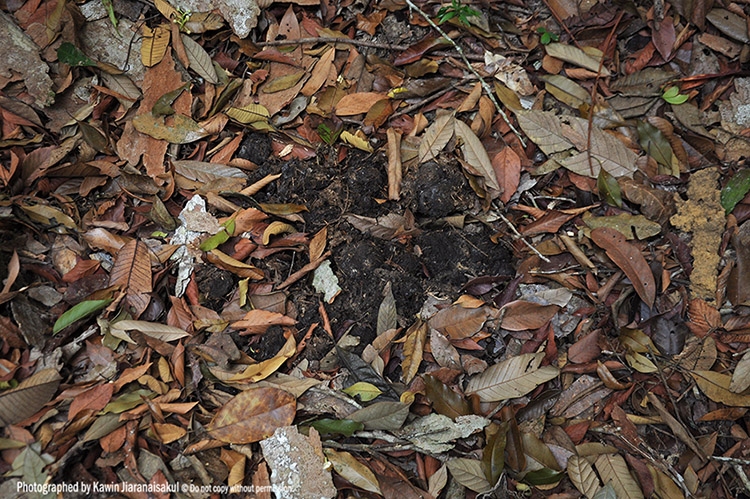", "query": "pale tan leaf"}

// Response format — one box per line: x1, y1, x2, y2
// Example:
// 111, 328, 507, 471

517, 111, 638, 178
465, 353, 559, 402
454, 119, 500, 192
386, 128, 402, 200
324, 449, 382, 494
541, 74, 592, 108
516, 110, 574, 154
730, 349, 750, 393
692, 370, 750, 406
309, 226, 328, 262
111, 320, 189, 342
225, 104, 270, 124
180, 34, 219, 84
545, 43, 611, 76
419, 114, 455, 163
446, 458, 492, 493
568, 455, 602, 498
153, 0, 178, 22
152, 423, 187, 444
593, 453, 644, 499
173, 160, 246, 182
